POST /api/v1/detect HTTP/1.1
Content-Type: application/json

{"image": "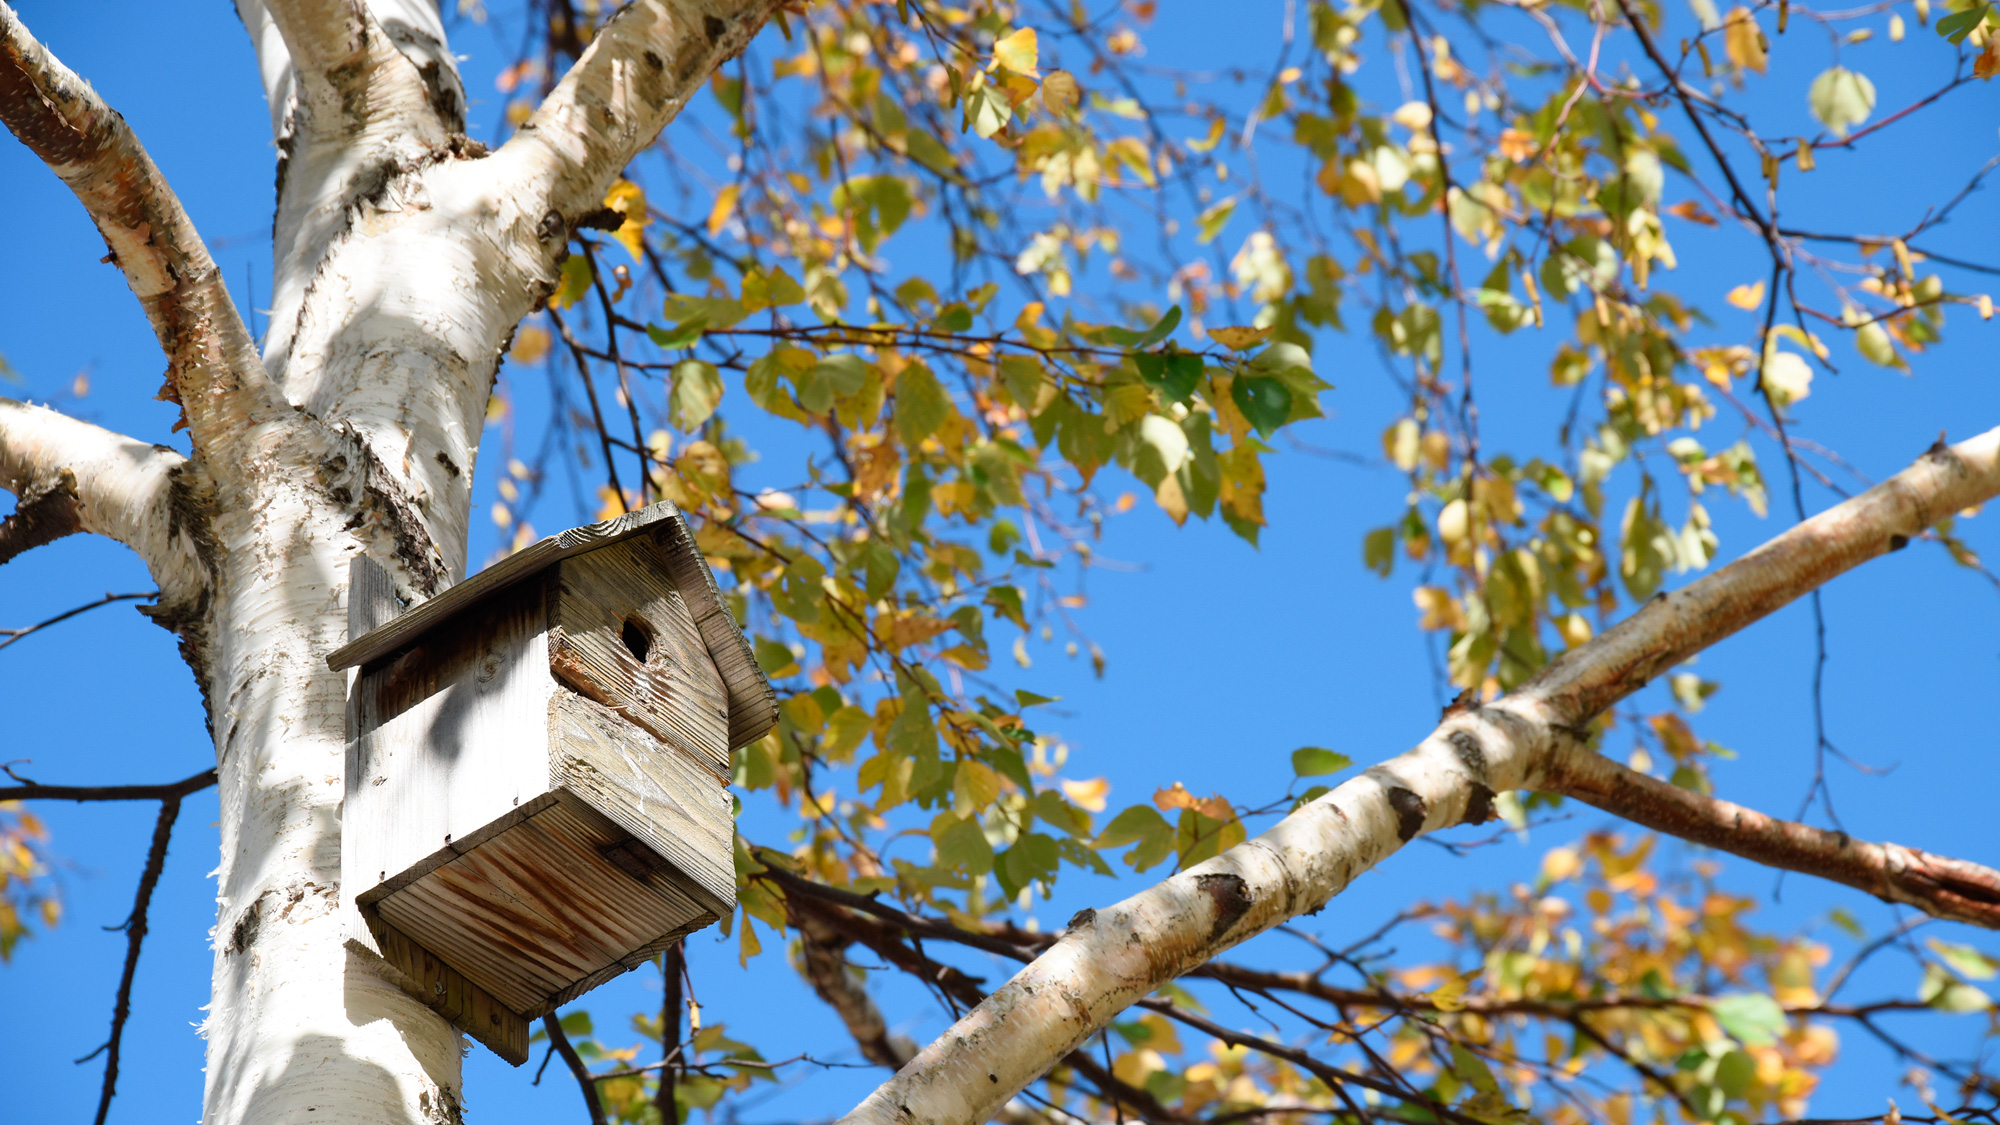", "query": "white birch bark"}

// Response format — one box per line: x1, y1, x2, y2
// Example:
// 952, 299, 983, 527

837, 427, 2000, 1125
2, 2, 778, 1123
